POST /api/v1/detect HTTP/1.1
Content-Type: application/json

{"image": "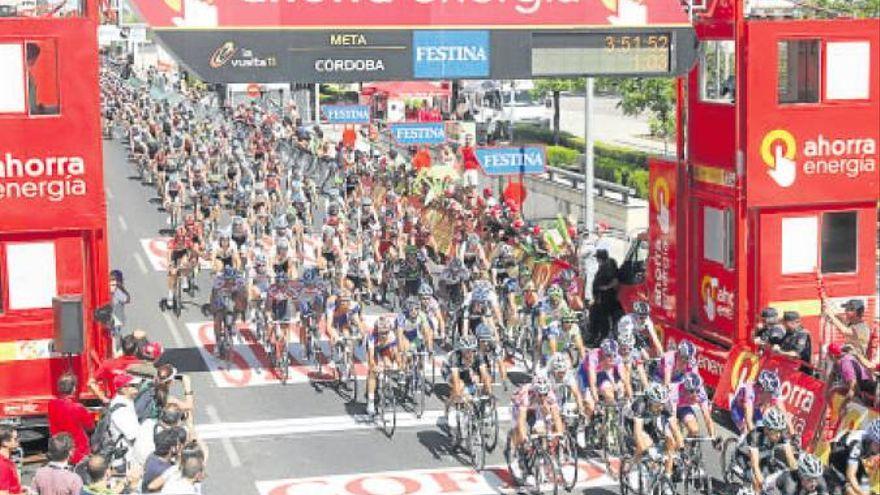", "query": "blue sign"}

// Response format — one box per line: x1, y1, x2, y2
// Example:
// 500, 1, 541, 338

390, 122, 446, 145
475, 146, 546, 176
322, 105, 370, 124
413, 30, 490, 79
